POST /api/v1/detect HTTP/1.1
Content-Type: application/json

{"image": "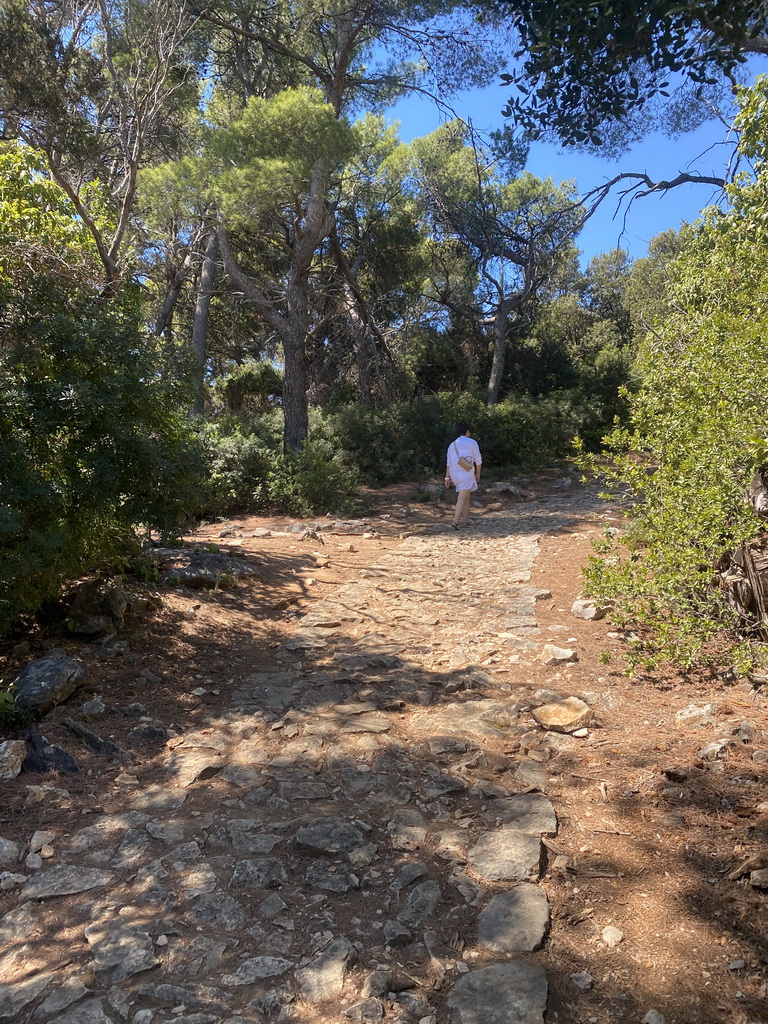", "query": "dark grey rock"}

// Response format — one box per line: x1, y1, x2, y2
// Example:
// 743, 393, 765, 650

467, 829, 544, 882
14, 650, 84, 713
136, 983, 231, 1011
33, 976, 91, 1016
113, 829, 151, 869
68, 579, 127, 630
222, 956, 295, 986
295, 936, 357, 1002
0, 965, 52, 1020
397, 880, 441, 927
39, 998, 114, 1024
230, 857, 287, 891
229, 829, 283, 857
343, 998, 385, 1021
306, 860, 350, 893
448, 961, 548, 1024
0, 906, 36, 945
189, 892, 248, 929
21, 730, 81, 775
362, 970, 416, 997
294, 817, 364, 855
85, 918, 159, 982
387, 809, 427, 851
423, 774, 467, 799
477, 885, 551, 952
0, 837, 22, 867
487, 794, 557, 836
247, 984, 294, 1017
391, 862, 428, 892
61, 718, 127, 760
383, 921, 411, 947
